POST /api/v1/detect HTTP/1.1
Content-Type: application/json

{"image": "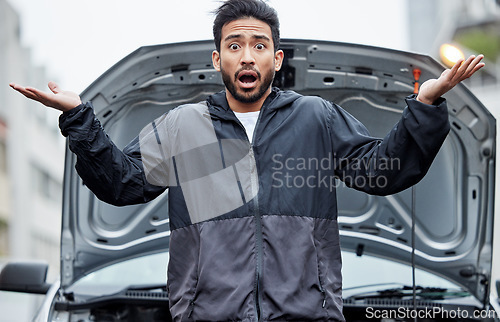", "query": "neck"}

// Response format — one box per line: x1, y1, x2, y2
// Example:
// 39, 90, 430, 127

226, 87, 271, 113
